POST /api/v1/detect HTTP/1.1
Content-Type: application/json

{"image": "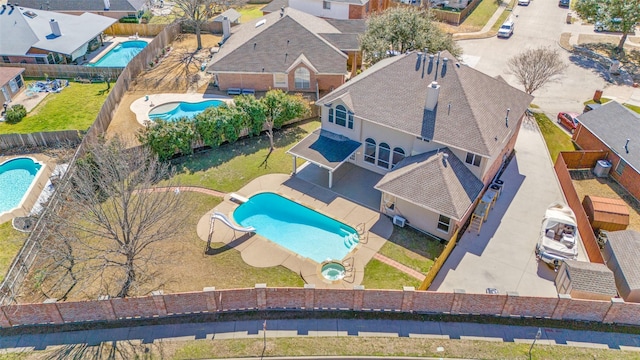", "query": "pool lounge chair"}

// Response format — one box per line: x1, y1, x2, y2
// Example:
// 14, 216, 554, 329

227, 88, 242, 96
